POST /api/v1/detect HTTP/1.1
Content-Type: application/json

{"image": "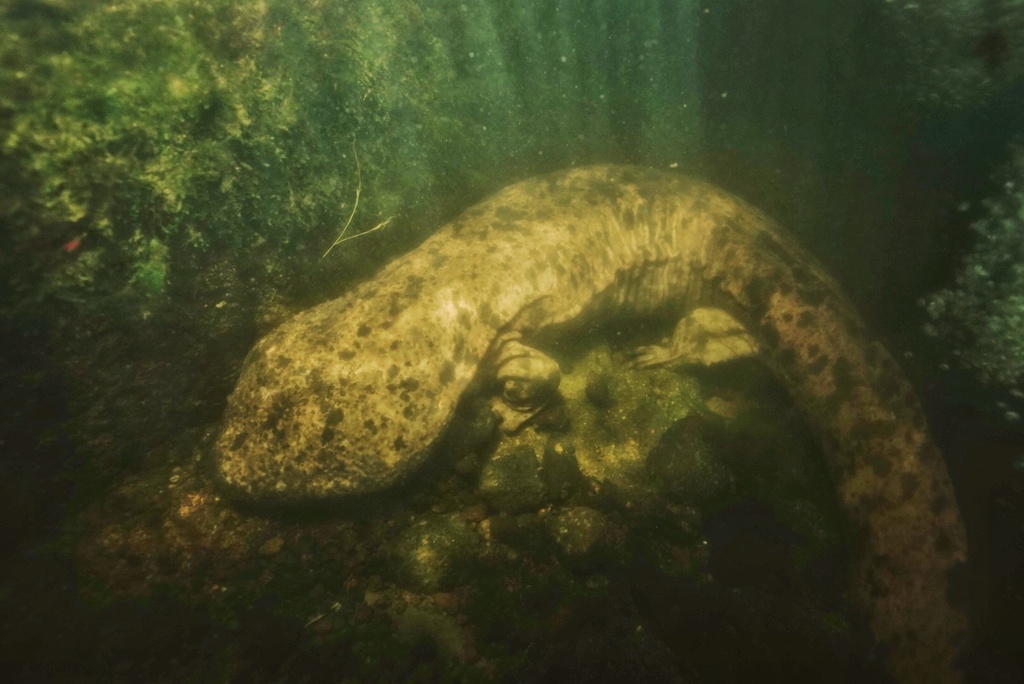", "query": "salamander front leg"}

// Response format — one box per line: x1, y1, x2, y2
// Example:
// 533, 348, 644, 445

488, 339, 562, 432
631, 307, 759, 369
